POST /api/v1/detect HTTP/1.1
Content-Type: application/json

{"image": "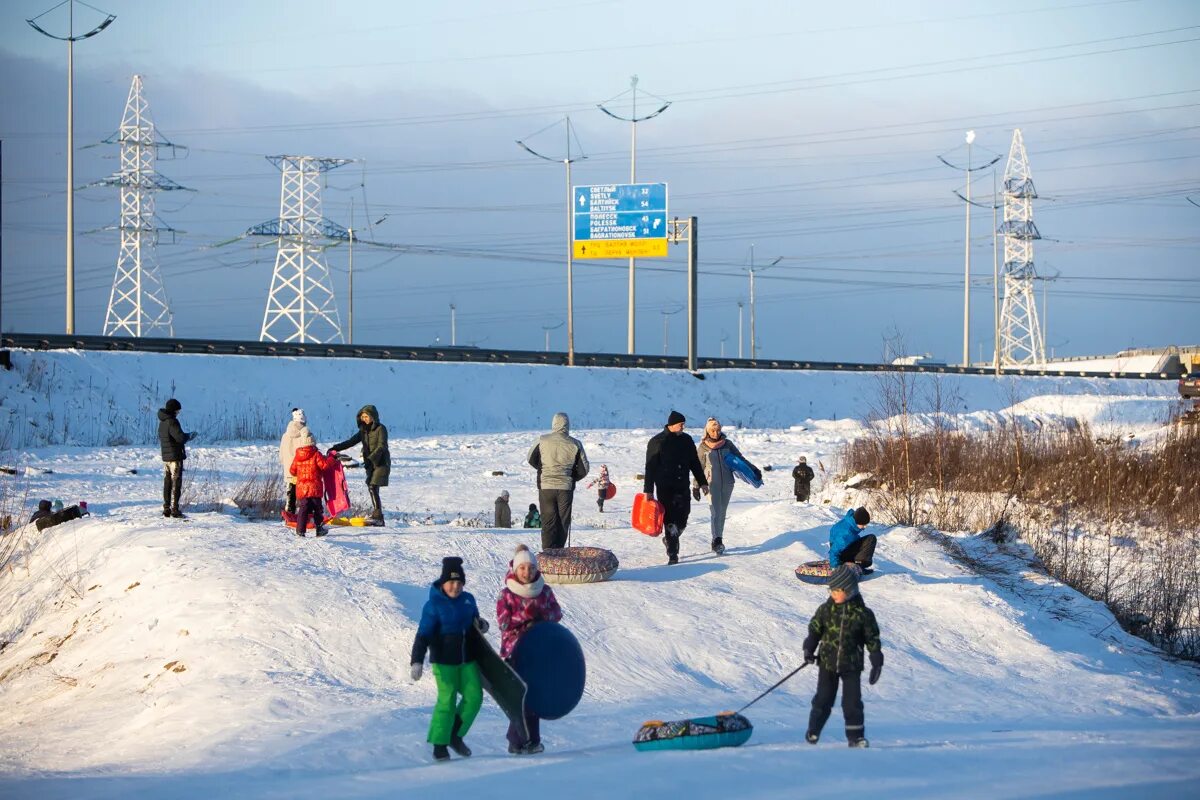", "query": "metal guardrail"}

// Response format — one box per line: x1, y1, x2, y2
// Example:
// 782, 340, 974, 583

0, 333, 1182, 380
